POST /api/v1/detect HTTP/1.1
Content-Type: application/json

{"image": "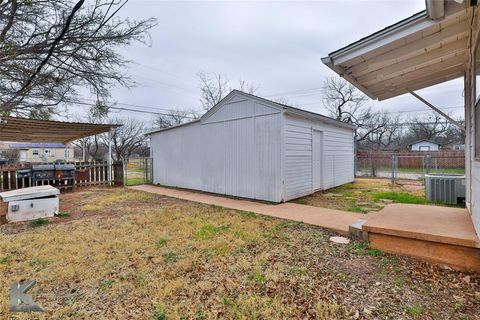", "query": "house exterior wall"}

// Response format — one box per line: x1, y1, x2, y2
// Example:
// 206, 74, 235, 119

283, 113, 355, 201
465, 5, 480, 235
151, 98, 284, 202
19, 147, 74, 163
410, 141, 440, 151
